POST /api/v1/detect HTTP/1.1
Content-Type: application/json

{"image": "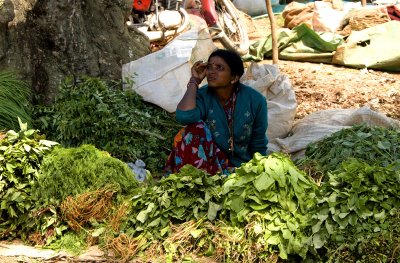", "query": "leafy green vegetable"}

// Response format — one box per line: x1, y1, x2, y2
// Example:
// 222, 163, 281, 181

126, 165, 224, 239
299, 125, 400, 176
32, 76, 182, 172
0, 119, 58, 238
35, 144, 138, 204
221, 152, 318, 259
311, 158, 400, 254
